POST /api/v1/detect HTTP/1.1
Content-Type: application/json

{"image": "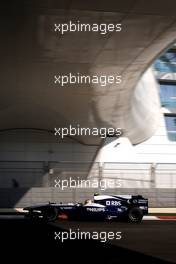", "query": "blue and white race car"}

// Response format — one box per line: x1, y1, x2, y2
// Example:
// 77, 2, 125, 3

24, 194, 148, 223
